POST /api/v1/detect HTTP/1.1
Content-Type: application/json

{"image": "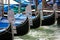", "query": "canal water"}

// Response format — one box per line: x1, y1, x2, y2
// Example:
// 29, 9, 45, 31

14, 21, 60, 40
